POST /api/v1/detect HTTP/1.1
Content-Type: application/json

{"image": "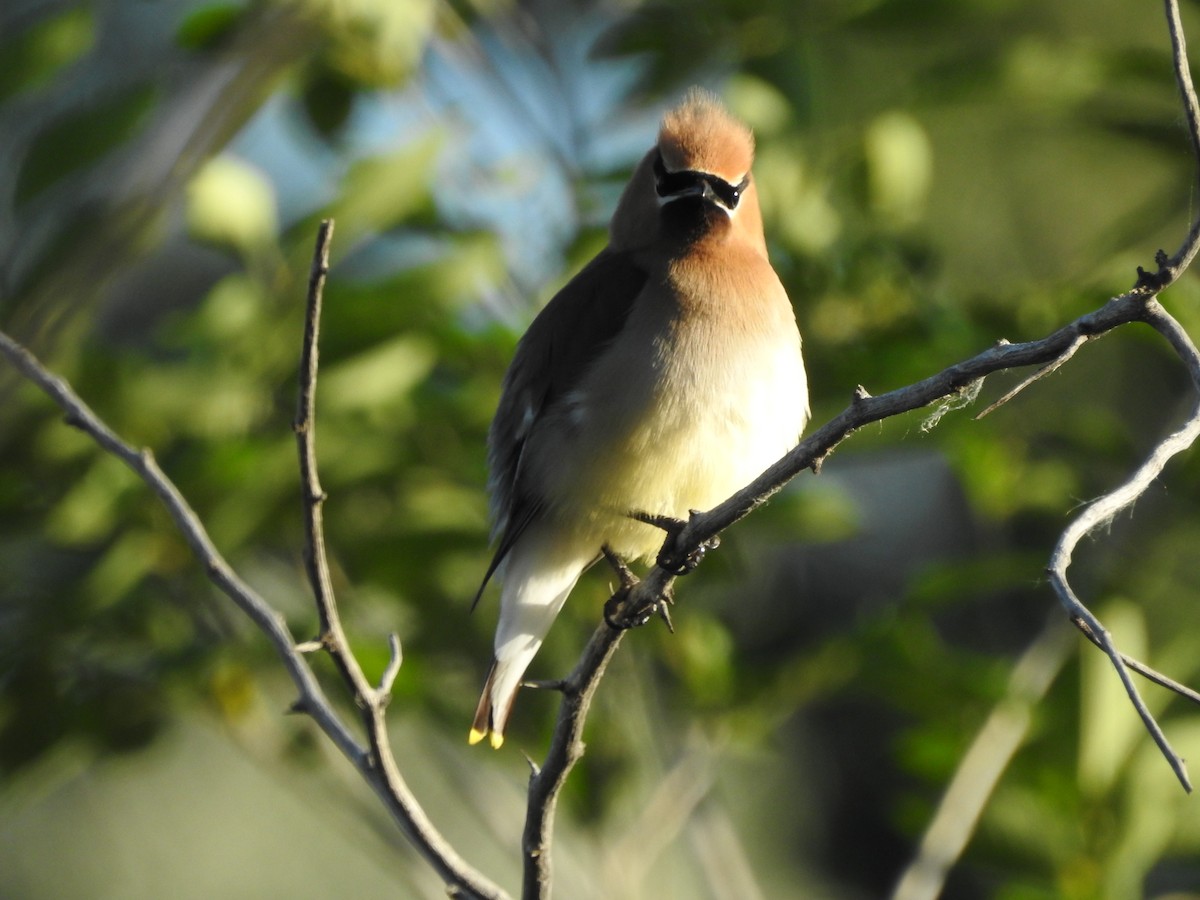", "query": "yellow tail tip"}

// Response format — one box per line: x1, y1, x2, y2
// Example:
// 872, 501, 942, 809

468, 727, 505, 749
